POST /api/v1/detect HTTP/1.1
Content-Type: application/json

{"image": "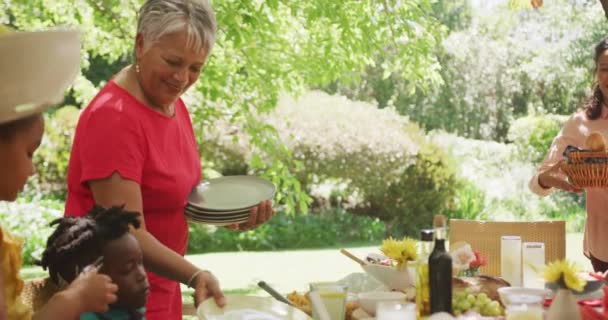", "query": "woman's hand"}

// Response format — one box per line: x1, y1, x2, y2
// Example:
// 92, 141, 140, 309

226, 200, 275, 231
64, 266, 118, 314
192, 270, 225, 308
538, 161, 583, 193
